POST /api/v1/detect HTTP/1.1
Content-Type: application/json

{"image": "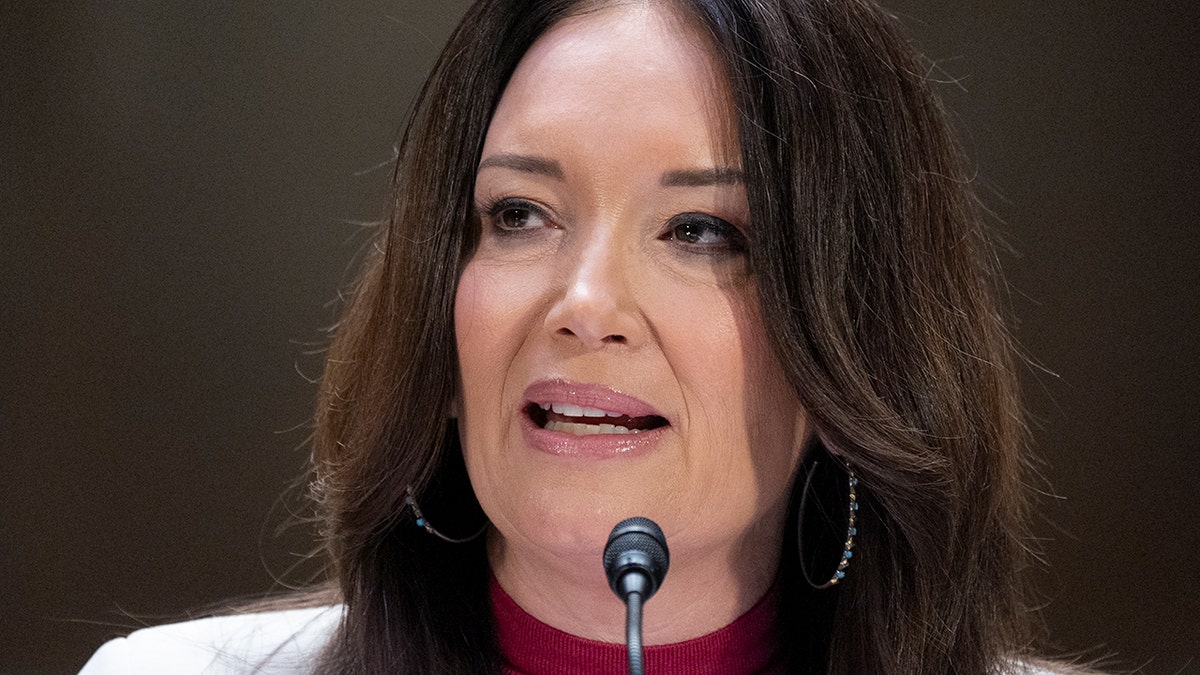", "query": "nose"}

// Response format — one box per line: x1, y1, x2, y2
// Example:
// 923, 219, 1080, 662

544, 232, 643, 350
